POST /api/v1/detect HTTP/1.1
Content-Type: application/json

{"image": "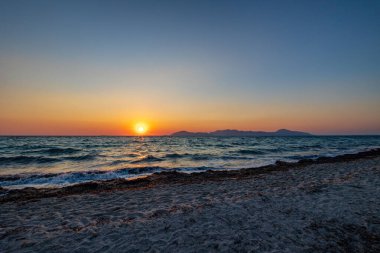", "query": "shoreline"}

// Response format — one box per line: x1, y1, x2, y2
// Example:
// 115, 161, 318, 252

1, 148, 379, 252
1, 148, 379, 203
